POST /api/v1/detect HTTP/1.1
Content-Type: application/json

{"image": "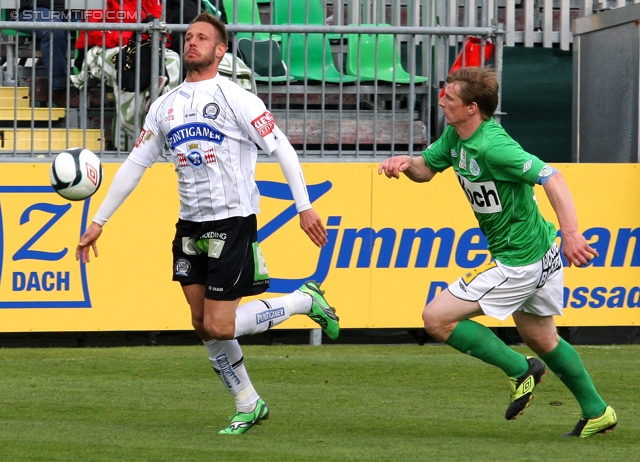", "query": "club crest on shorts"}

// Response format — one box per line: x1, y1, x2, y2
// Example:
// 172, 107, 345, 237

175, 259, 191, 277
